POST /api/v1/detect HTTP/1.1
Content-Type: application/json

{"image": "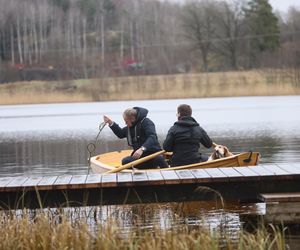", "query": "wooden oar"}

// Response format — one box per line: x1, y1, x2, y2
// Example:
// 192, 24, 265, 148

104, 150, 166, 174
